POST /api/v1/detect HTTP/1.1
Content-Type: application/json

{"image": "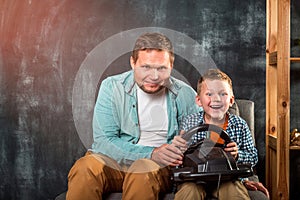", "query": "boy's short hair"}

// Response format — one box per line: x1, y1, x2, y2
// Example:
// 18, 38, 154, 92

197, 69, 233, 95
131, 32, 174, 64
